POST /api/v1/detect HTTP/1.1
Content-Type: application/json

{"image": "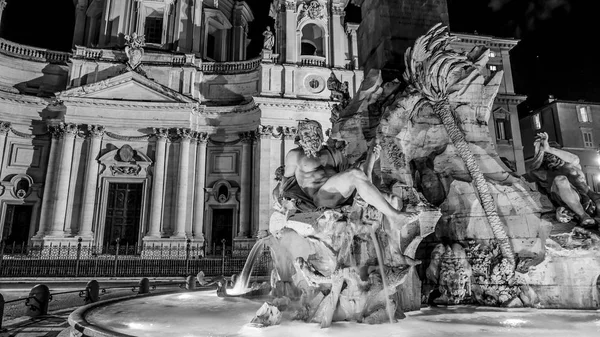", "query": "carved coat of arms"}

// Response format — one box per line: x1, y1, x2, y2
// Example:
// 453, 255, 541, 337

124, 33, 145, 70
